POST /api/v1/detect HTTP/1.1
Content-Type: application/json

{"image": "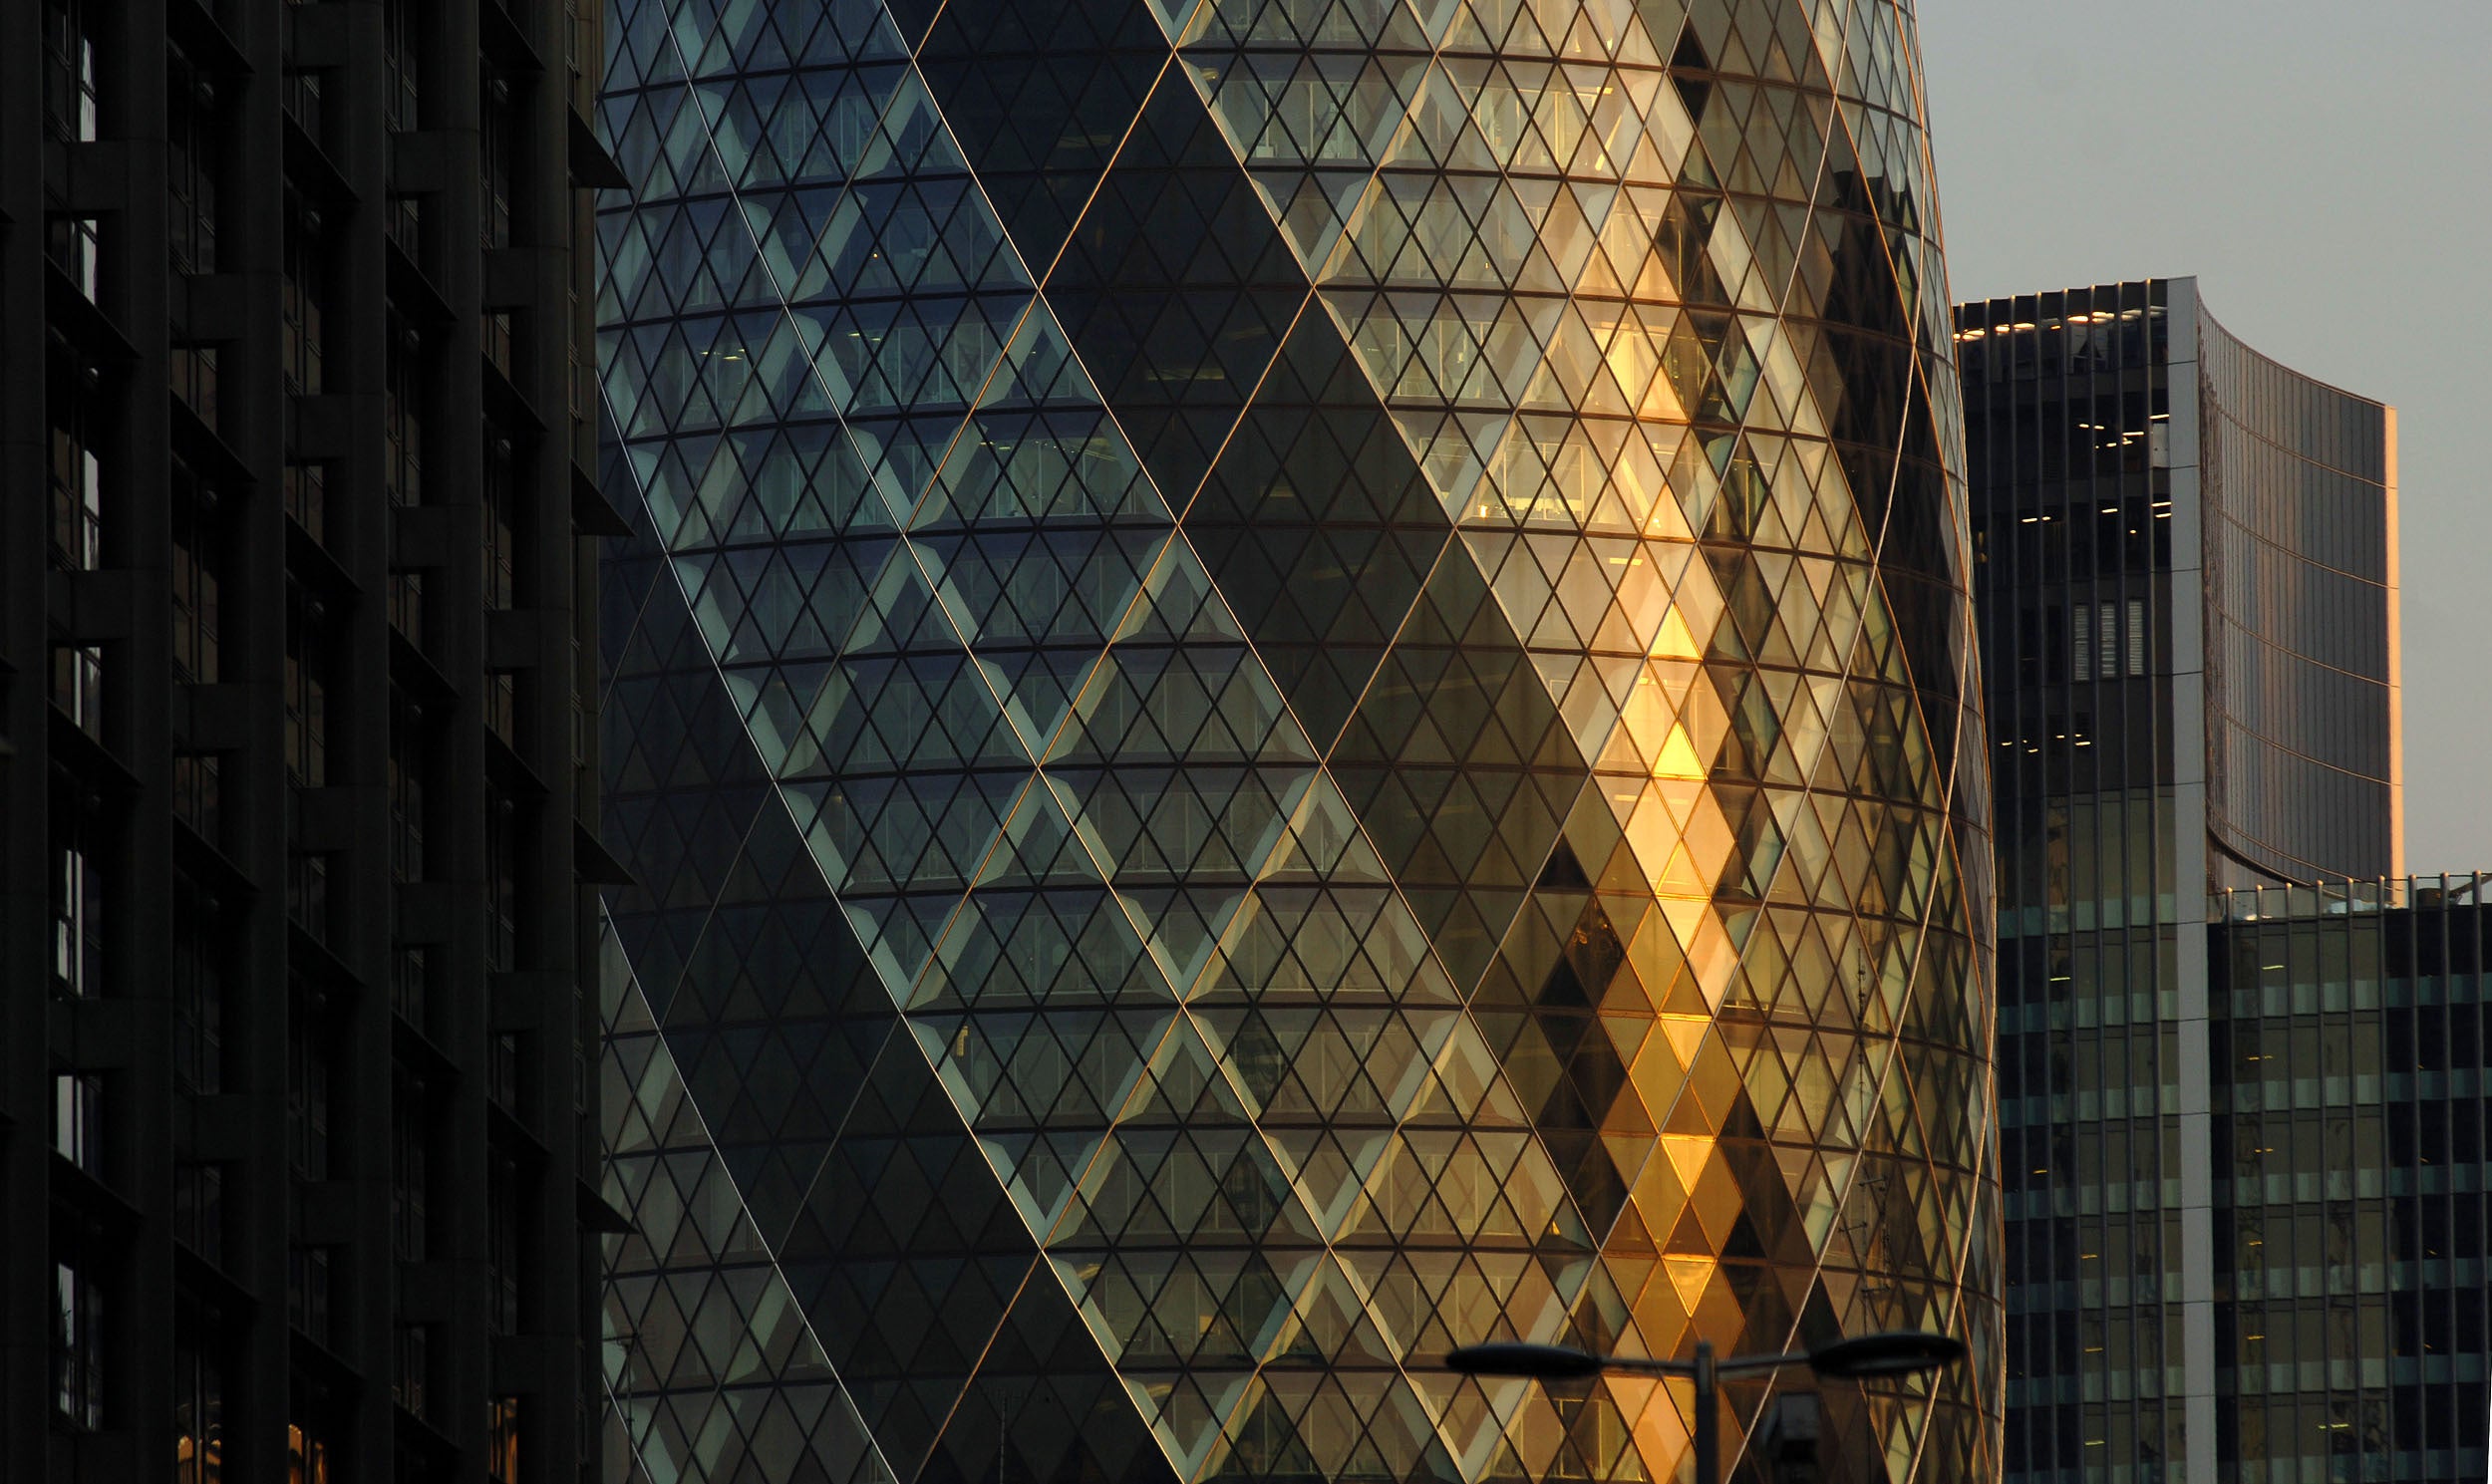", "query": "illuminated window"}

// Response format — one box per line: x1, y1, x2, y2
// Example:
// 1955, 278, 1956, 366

173, 1301, 225, 1484
487, 1396, 521, 1484
2071, 600, 2146, 681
